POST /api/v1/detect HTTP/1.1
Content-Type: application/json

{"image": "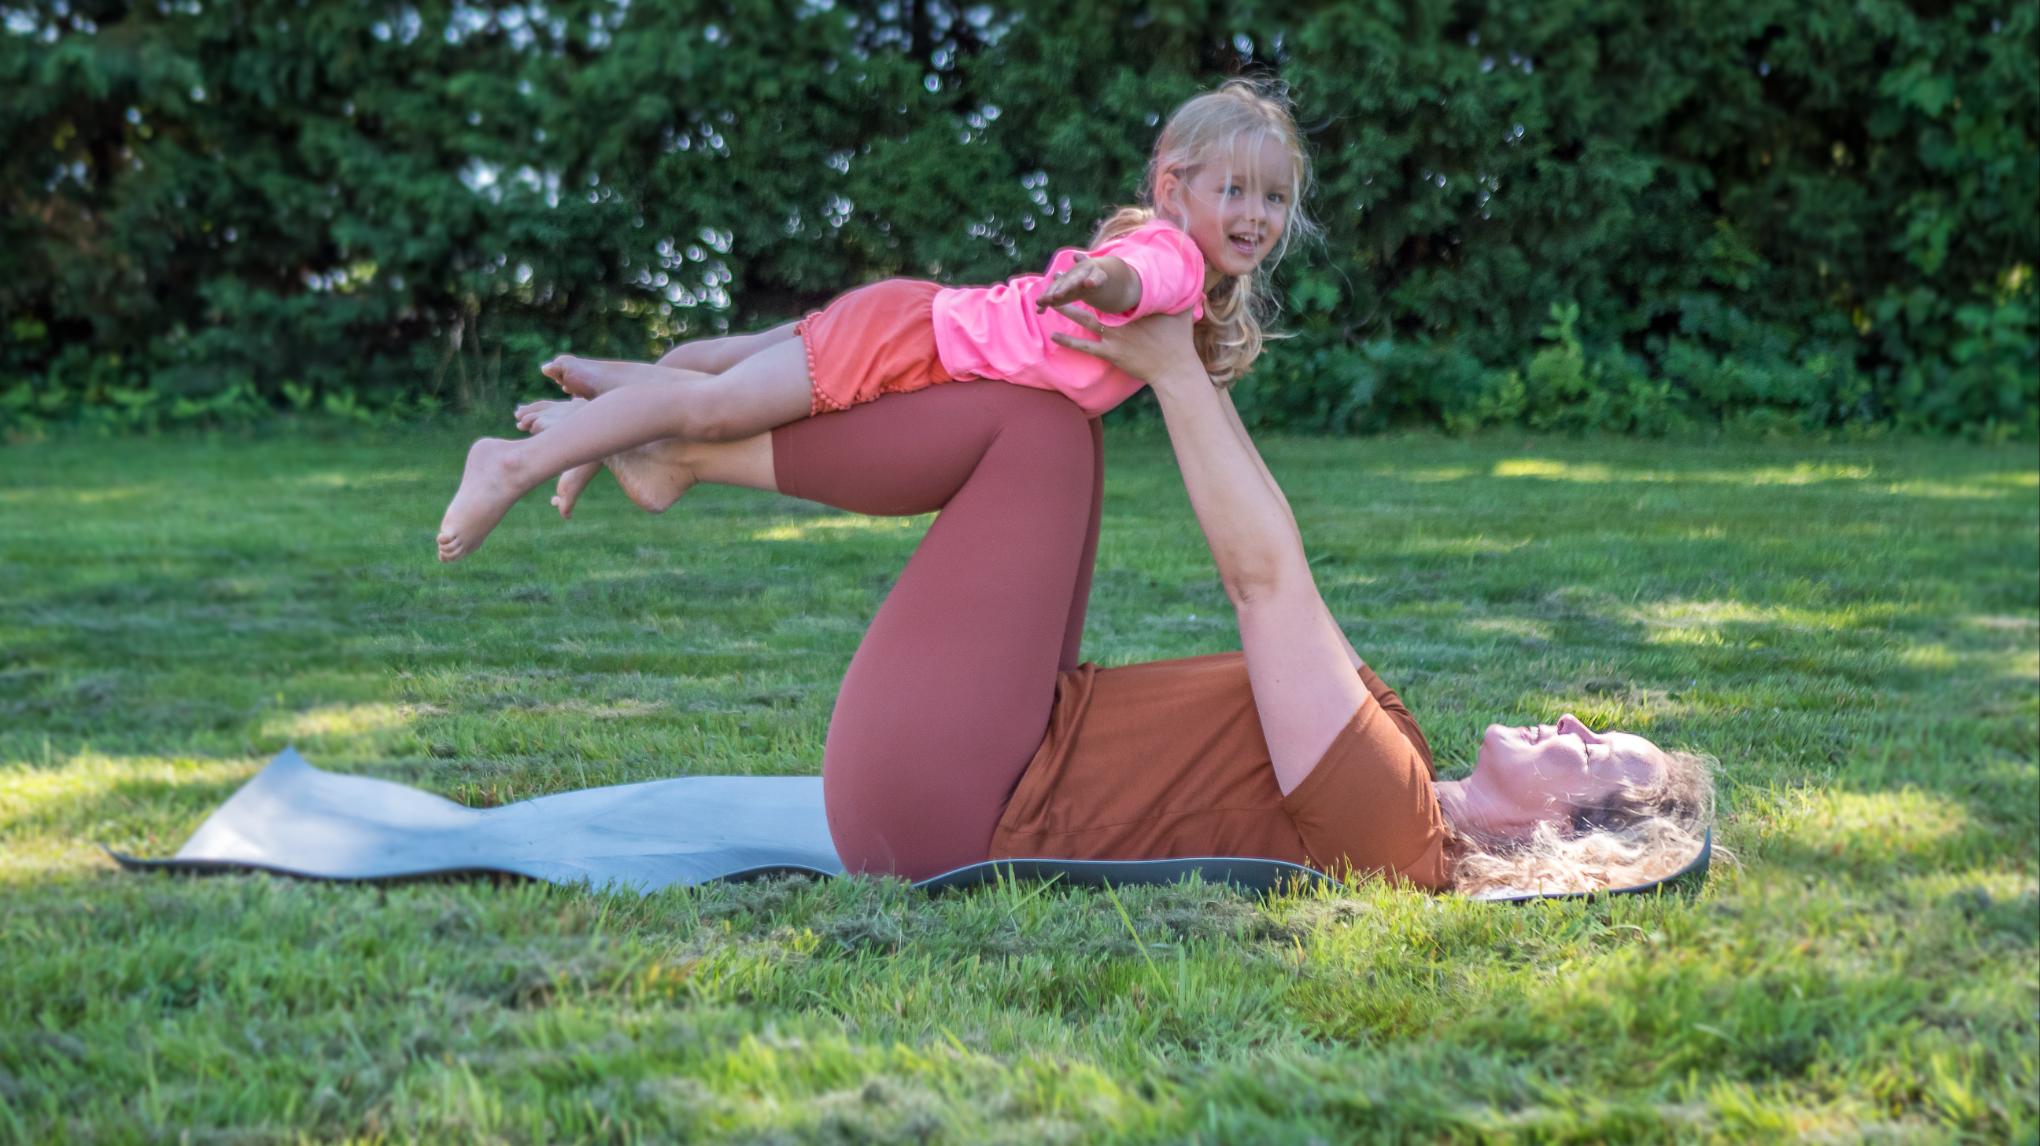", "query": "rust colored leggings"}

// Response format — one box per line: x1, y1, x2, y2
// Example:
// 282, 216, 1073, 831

769, 382, 1104, 880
